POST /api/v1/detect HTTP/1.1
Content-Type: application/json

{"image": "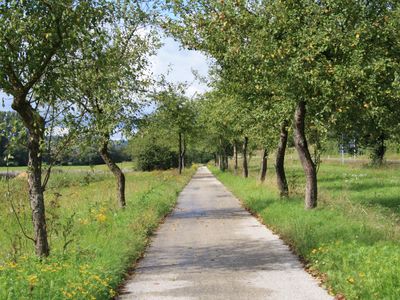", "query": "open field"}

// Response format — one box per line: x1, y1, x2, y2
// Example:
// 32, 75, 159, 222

0, 162, 134, 173
0, 166, 195, 299
210, 157, 400, 299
